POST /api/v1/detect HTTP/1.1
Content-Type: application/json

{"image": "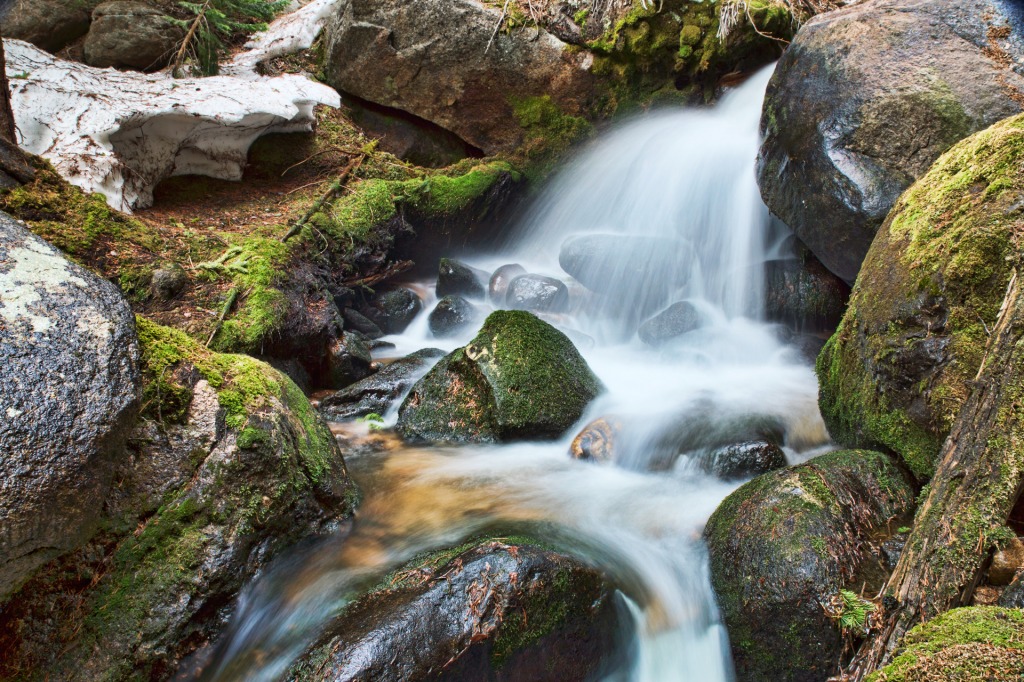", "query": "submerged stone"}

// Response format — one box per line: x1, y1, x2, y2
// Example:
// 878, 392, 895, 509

638, 301, 700, 346
436, 257, 487, 299
506, 274, 570, 313
398, 310, 603, 443
488, 263, 526, 302
320, 348, 446, 422
428, 294, 481, 338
